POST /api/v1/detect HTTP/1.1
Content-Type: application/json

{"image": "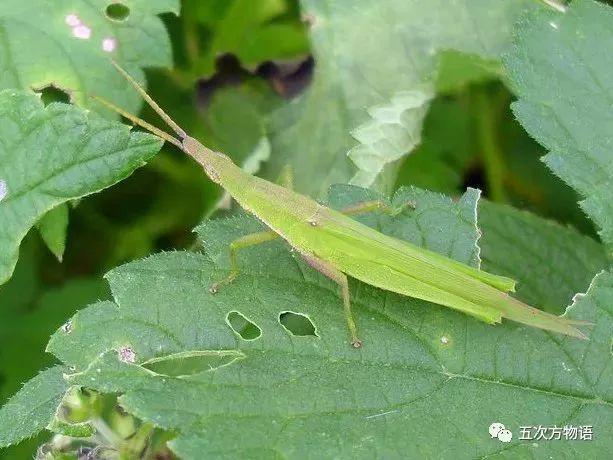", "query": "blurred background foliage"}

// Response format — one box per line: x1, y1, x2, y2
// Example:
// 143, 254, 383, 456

0, 0, 598, 457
